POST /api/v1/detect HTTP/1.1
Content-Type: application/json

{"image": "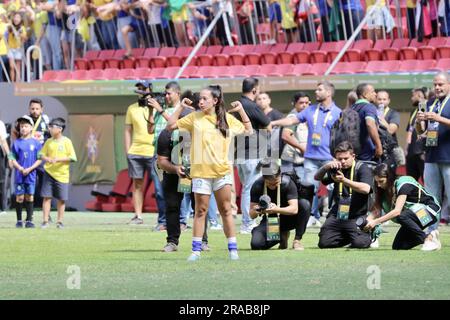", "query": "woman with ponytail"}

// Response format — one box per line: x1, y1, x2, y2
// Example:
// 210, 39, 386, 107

167, 85, 253, 261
